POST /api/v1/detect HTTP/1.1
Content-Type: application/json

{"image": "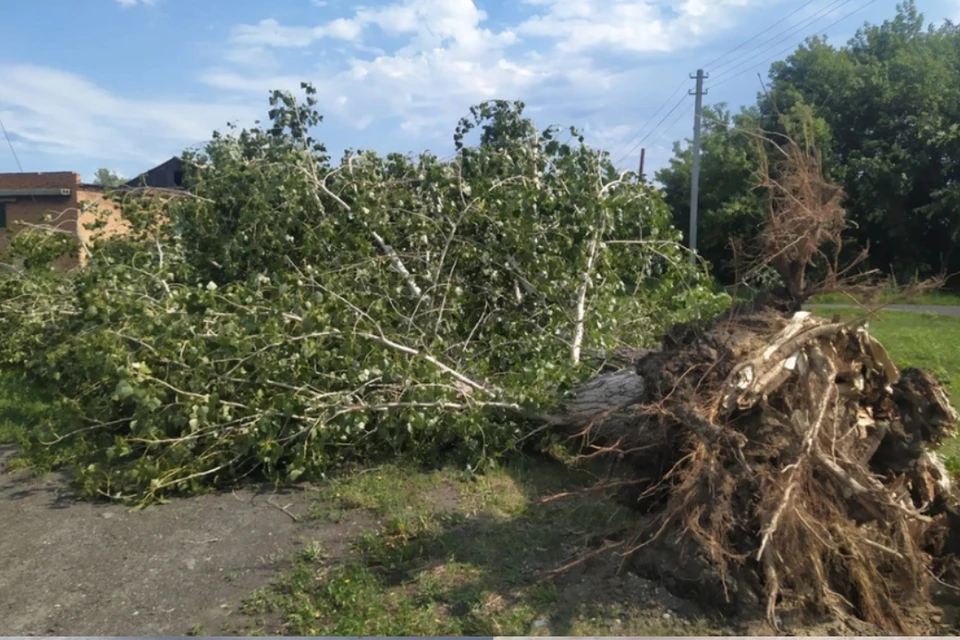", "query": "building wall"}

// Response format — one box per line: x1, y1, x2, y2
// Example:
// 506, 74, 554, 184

1, 171, 169, 270
77, 186, 129, 266
0, 171, 79, 191
0, 172, 82, 270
